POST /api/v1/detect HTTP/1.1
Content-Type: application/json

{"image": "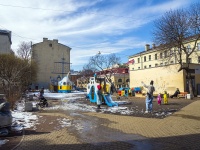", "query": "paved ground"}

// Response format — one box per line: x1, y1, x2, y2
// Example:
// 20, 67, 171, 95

1, 96, 200, 150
